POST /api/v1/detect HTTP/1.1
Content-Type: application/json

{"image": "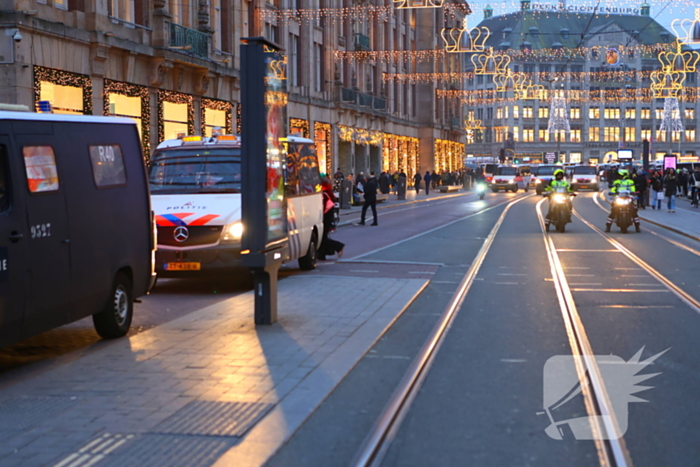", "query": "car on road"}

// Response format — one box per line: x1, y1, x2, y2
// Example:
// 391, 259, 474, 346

533, 165, 561, 194
490, 165, 528, 193
149, 134, 324, 280
571, 165, 600, 191
0, 111, 155, 348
